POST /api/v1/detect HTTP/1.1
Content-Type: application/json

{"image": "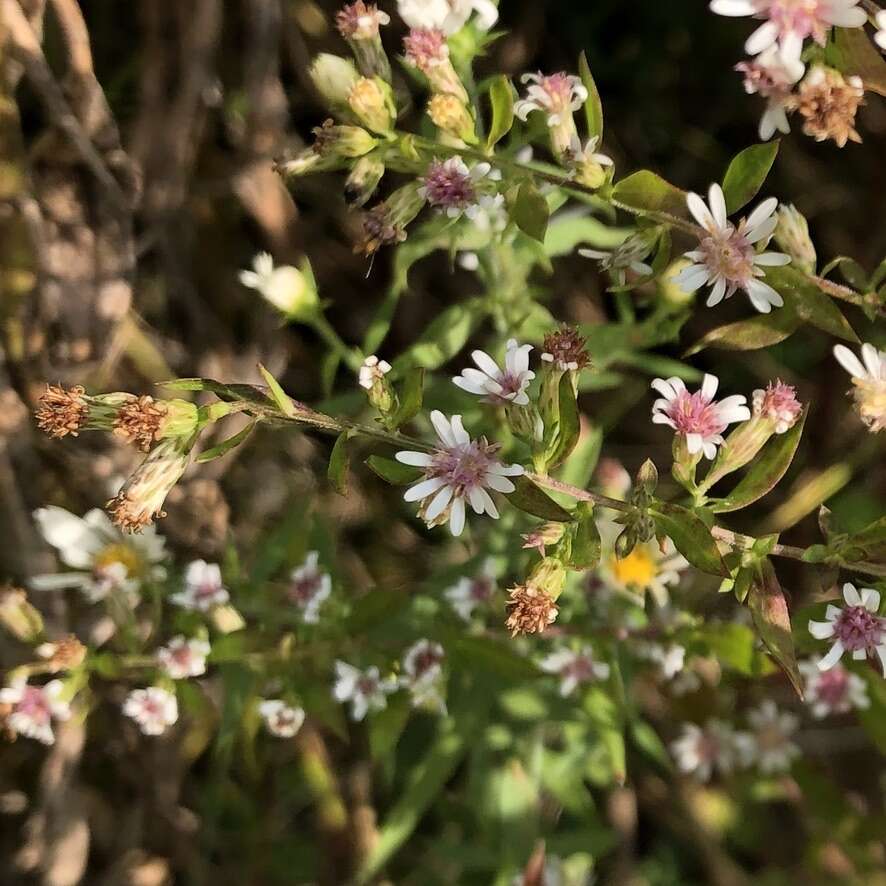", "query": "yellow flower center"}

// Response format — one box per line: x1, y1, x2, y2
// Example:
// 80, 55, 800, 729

609, 547, 658, 589
93, 544, 141, 578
